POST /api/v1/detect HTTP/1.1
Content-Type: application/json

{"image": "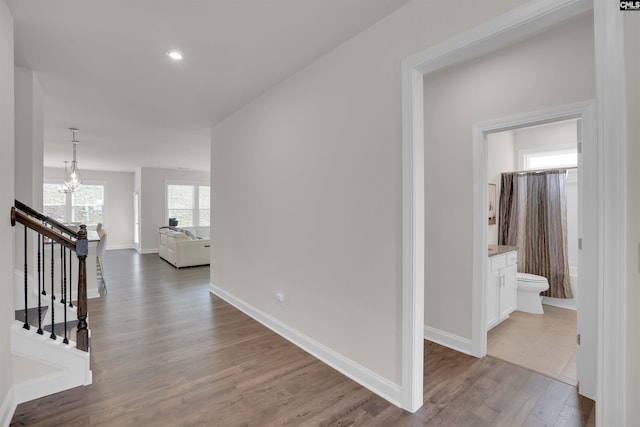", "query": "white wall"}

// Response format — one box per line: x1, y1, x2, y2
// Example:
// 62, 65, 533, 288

512, 120, 578, 309
138, 167, 209, 253
210, 0, 530, 386
0, 0, 15, 421
486, 131, 514, 245
423, 12, 594, 338
44, 167, 135, 250
626, 11, 640, 427
14, 67, 44, 276
14, 67, 43, 210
